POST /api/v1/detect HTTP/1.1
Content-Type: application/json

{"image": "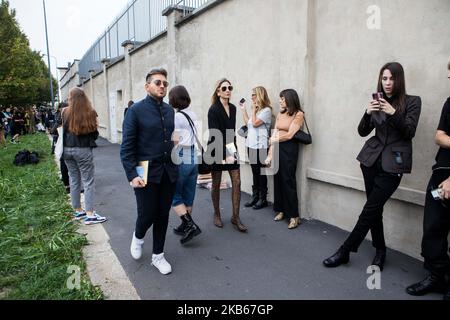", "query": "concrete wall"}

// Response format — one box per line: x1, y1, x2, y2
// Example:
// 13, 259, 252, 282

306, 0, 450, 258
59, 60, 80, 102
62, 0, 450, 259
